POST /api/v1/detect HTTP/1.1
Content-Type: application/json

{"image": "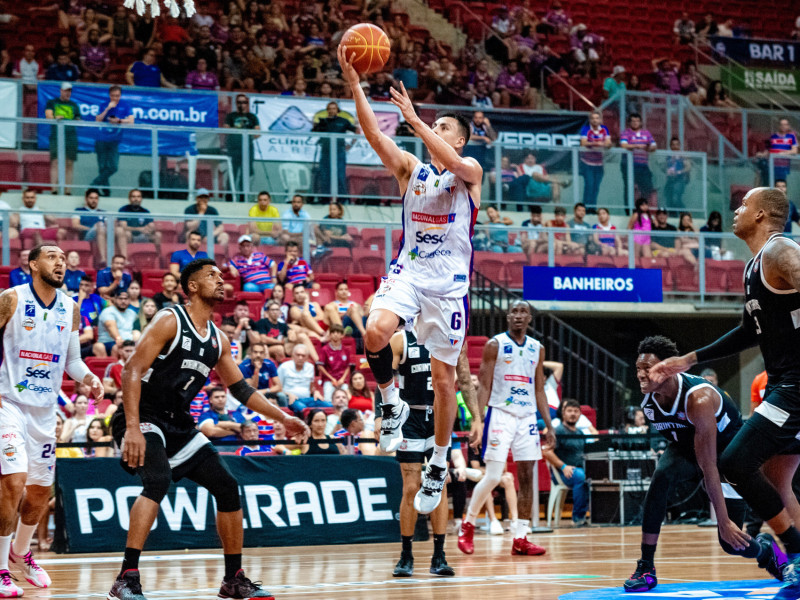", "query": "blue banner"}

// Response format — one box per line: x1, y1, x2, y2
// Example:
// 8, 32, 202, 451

710, 36, 800, 67
37, 84, 219, 155
523, 266, 663, 303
